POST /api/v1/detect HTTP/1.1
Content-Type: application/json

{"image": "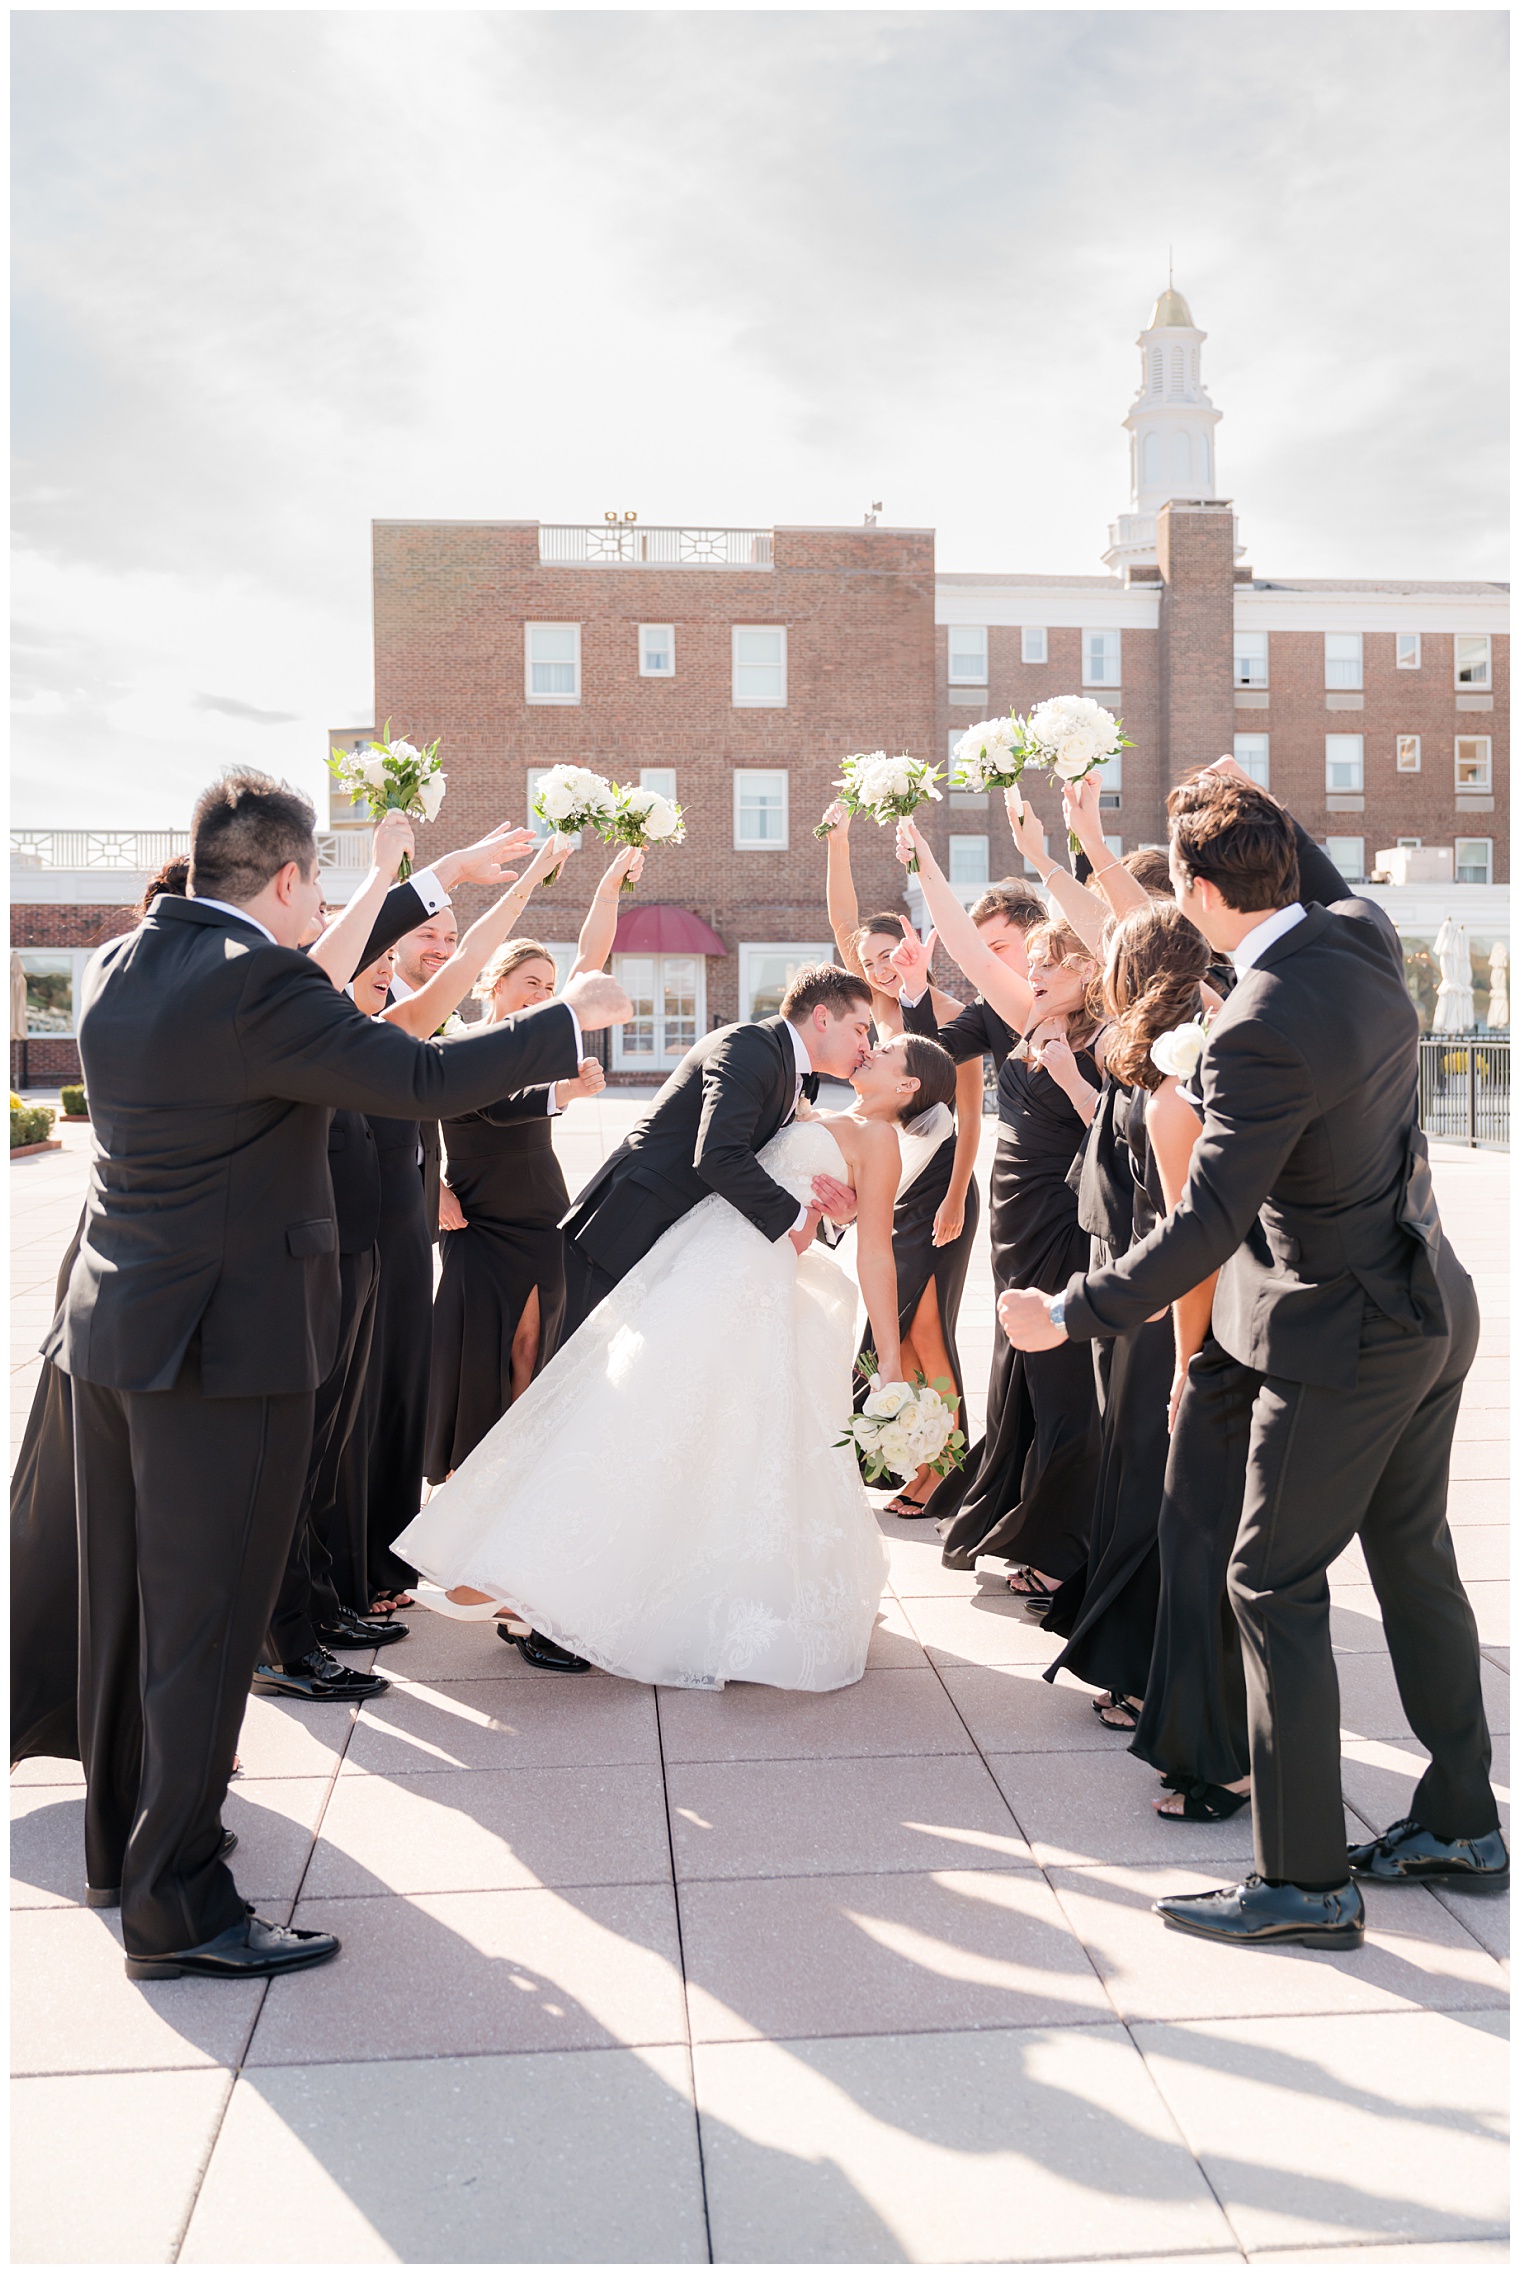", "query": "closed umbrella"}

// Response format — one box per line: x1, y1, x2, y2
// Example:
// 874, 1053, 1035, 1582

1486, 940, 1509, 1031
10, 951, 29, 1043
1432, 917, 1475, 1033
